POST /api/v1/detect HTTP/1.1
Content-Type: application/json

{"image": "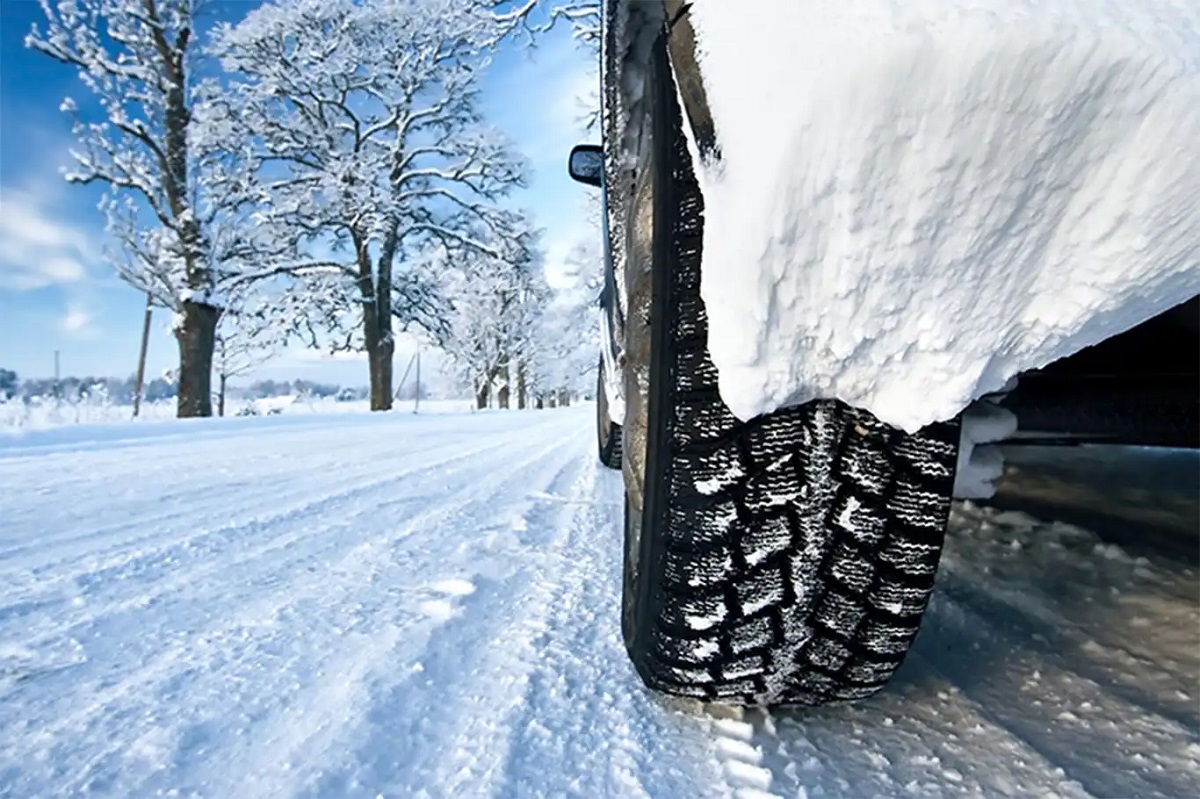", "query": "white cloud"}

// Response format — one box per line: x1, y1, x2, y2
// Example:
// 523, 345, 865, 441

62, 302, 92, 334
0, 186, 93, 291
